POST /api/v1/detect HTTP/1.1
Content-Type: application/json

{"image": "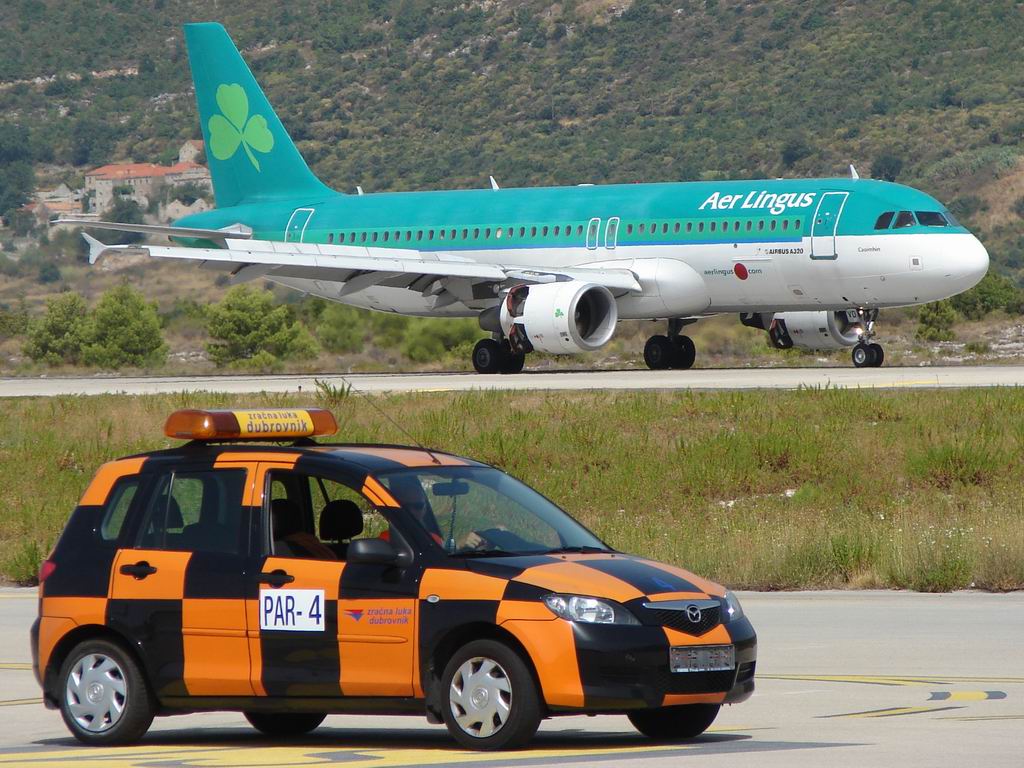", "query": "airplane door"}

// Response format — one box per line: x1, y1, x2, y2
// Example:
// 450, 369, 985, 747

586, 217, 601, 250
604, 217, 620, 250
285, 208, 315, 243
810, 192, 847, 259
